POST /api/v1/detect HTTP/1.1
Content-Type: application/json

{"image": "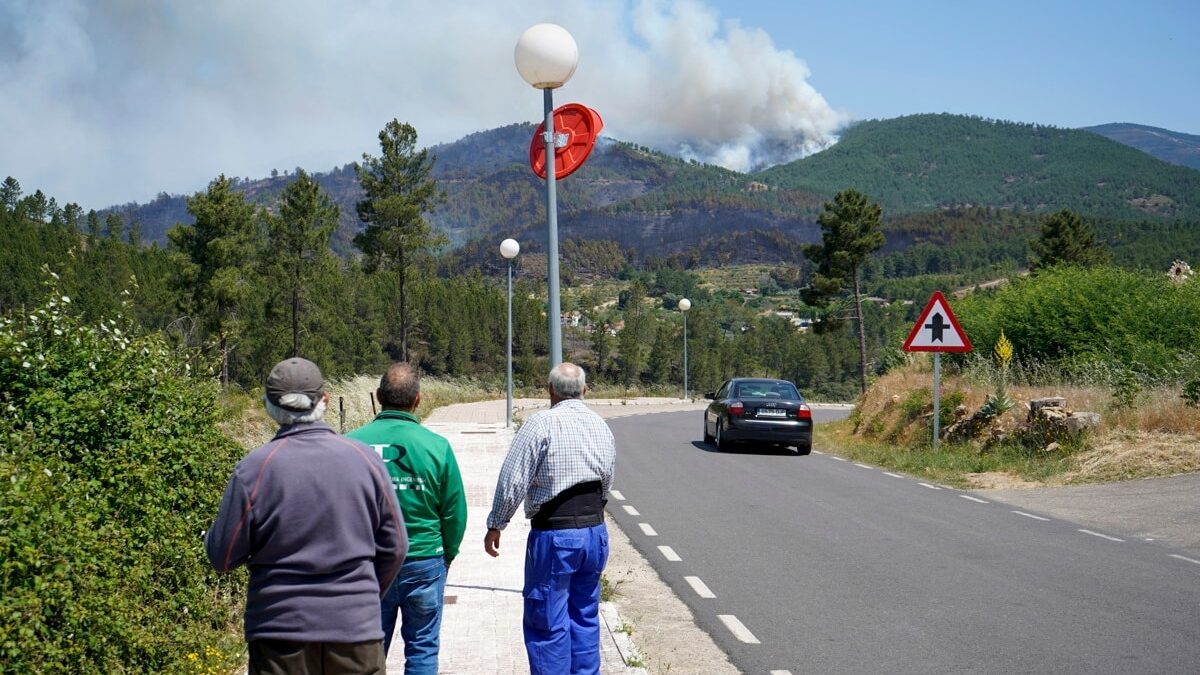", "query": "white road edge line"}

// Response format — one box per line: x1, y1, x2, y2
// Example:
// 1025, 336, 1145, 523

918, 482, 943, 490
832, 456, 848, 462
610, 490, 625, 501
684, 576, 716, 598
638, 523, 657, 537
883, 472, 903, 478
854, 463, 872, 469
658, 546, 682, 562
1078, 529, 1124, 542
717, 615, 761, 644
622, 505, 640, 516
770, 671, 795, 675
960, 495, 990, 504
1169, 554, 1200, 566
812, 450, 825, 455
1012, 510, 1050, 521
